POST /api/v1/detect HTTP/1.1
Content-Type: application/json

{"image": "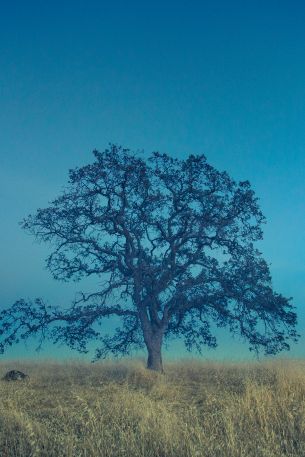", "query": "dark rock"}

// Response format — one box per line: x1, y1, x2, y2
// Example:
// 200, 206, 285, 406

2, 370, 28, 381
